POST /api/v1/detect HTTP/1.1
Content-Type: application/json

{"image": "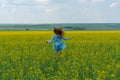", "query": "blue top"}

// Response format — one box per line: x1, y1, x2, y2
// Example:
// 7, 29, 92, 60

47, 34, 70, 52
48, 34, 70, 43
